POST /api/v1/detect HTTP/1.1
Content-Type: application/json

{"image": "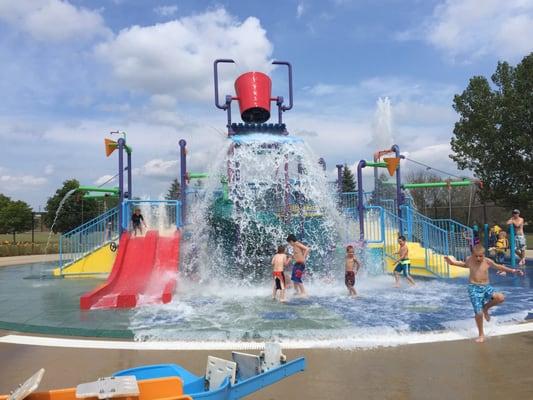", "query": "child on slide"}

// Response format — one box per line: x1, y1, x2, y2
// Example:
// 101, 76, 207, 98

444, 244, 523, 343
